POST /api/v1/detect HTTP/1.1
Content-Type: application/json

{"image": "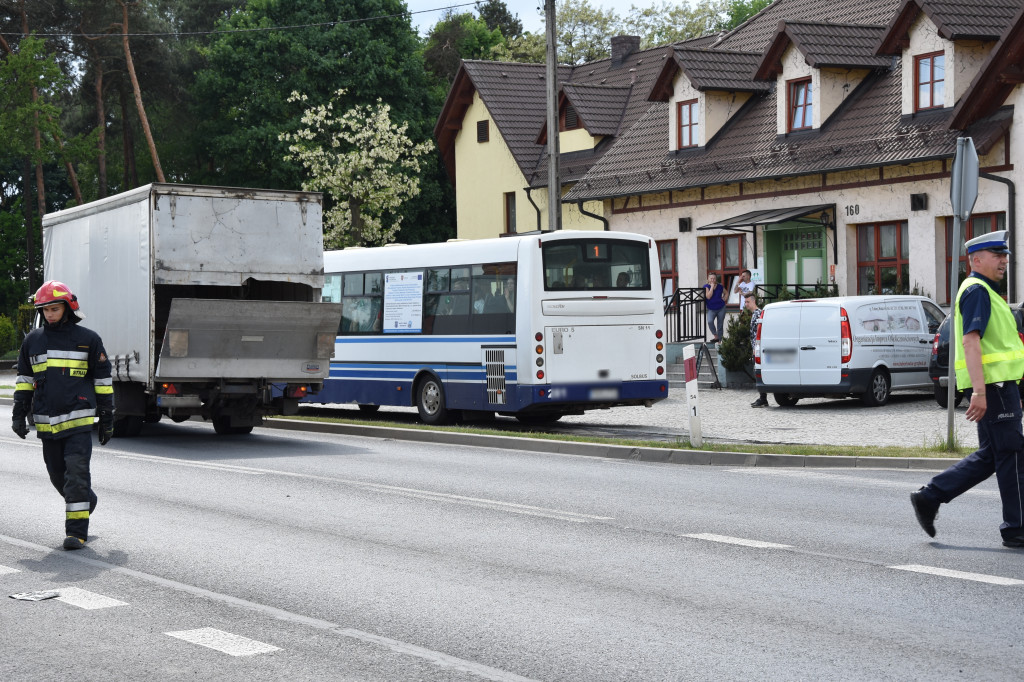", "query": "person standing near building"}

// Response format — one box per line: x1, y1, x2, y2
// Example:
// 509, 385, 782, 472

11, 281, 114, 550
703, 273, 727, 343
746, 295, 769, 408
734, 269, 755, 310
910, 231, 1024, 548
